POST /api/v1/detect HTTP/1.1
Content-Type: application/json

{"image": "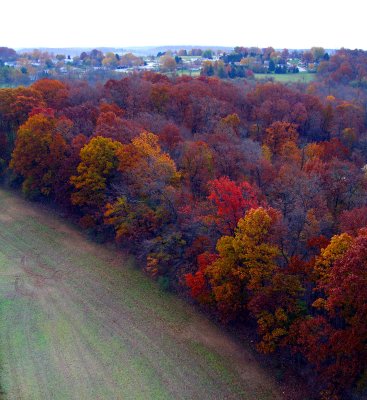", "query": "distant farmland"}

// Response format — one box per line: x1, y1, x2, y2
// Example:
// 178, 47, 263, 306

255, 72, 316, 83
0, 189, 282, 400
